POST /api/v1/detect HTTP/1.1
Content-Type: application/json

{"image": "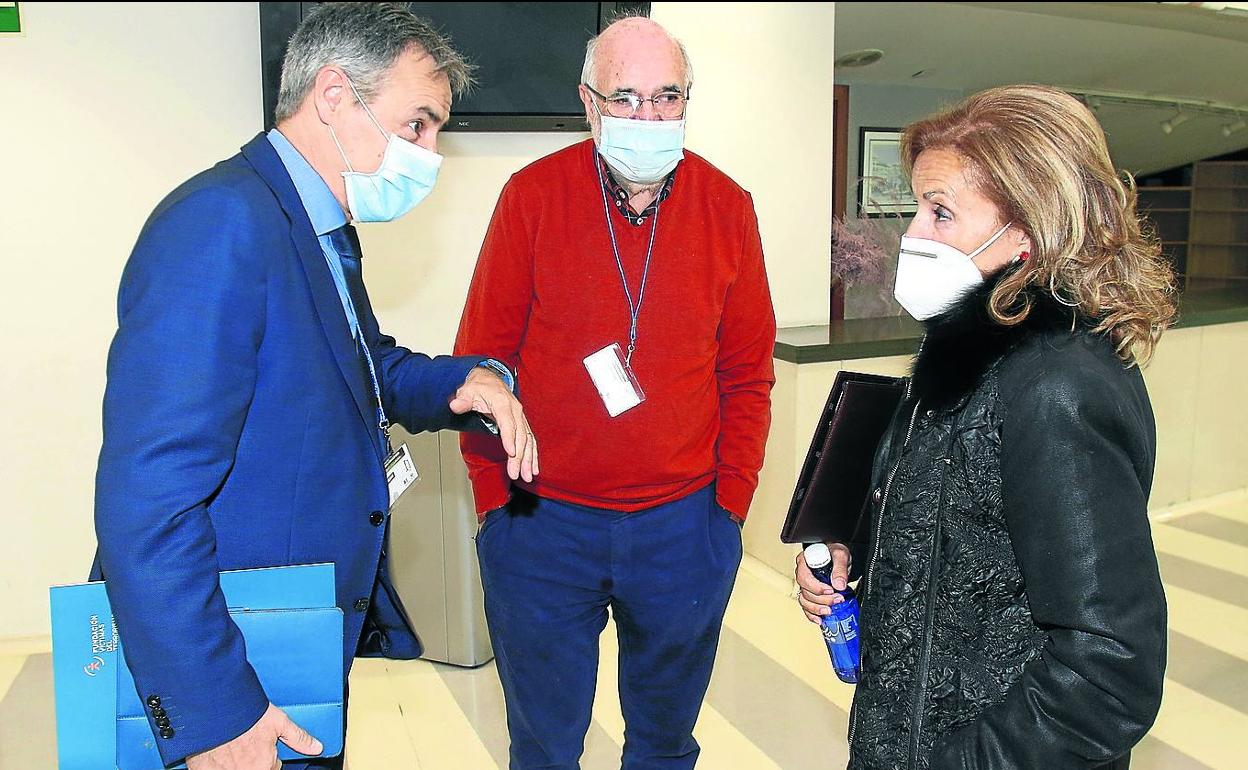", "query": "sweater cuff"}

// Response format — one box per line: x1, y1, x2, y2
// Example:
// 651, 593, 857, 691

715, 472, 758, 522
468, 467, 513, 519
